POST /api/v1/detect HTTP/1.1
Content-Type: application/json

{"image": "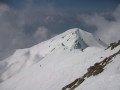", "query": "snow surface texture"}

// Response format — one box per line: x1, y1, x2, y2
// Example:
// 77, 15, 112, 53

0, 28, 119, 90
